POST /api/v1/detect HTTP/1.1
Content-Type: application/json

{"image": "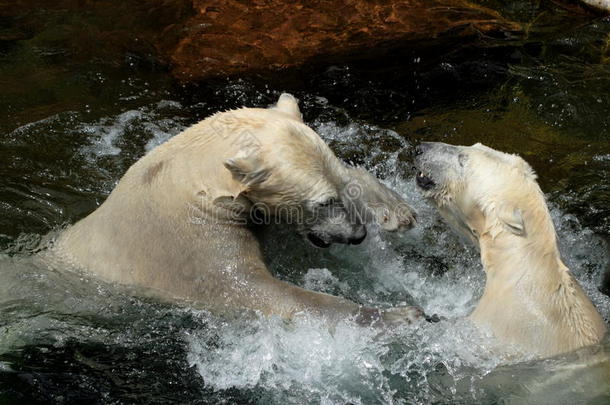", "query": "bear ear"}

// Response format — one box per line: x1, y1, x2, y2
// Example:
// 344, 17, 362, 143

272, 93, 303, 122
223, 151, 270, 188
497, 206, 526, 236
